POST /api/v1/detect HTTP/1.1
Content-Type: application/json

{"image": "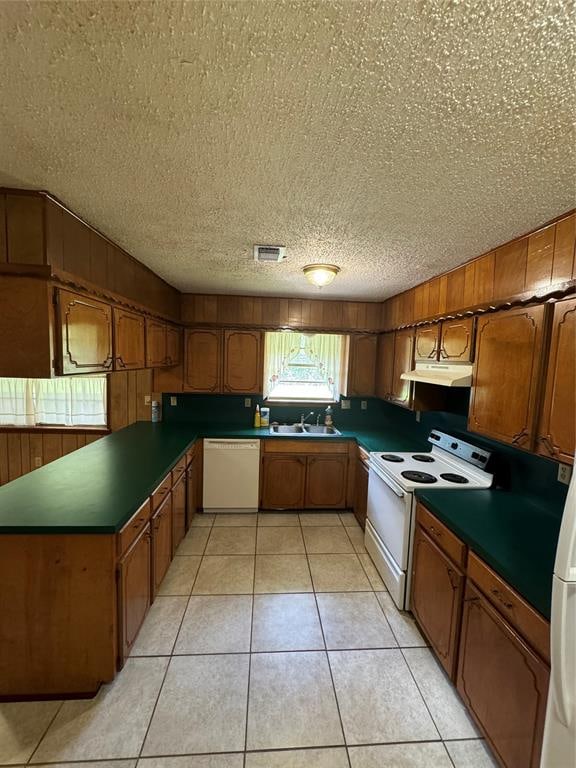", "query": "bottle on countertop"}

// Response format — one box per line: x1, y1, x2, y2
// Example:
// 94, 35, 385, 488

254, 404, 261, 428
151, 401, 162, 423
260, 406, 270, 427
324, 405, 333, 427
